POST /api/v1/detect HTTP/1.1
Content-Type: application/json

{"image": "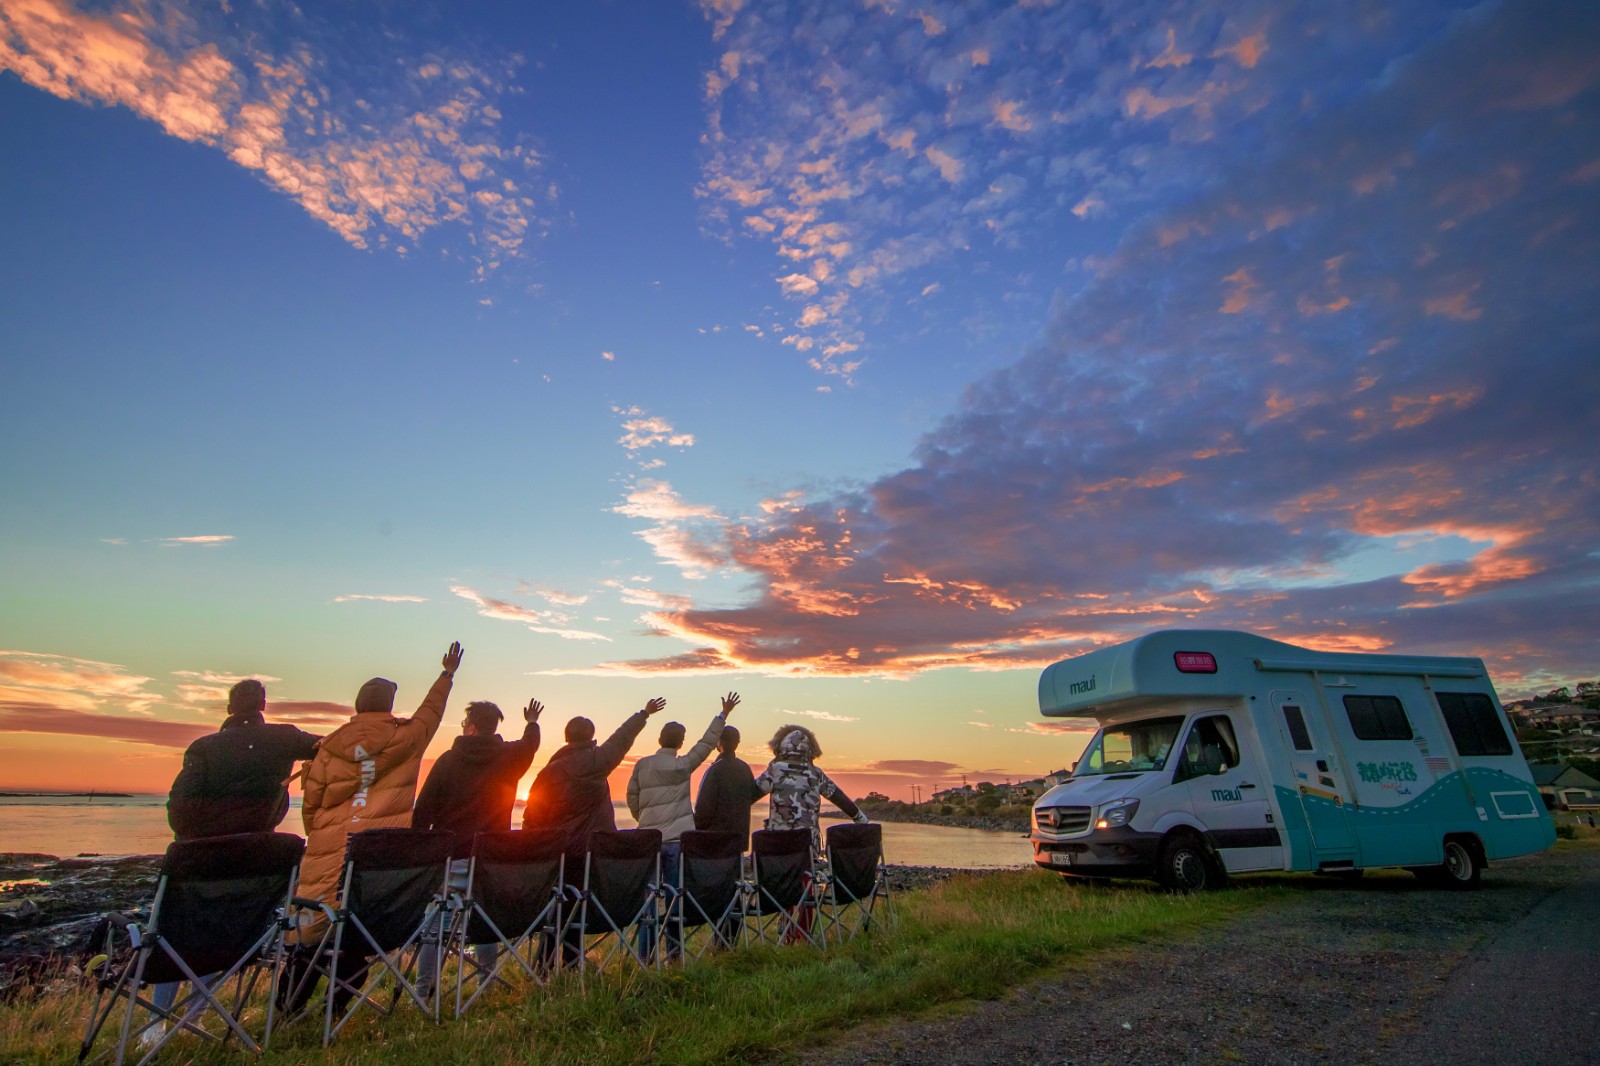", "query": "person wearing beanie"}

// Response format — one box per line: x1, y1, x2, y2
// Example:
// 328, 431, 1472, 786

165, 678, 323, 840
293, 642, 464, 943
